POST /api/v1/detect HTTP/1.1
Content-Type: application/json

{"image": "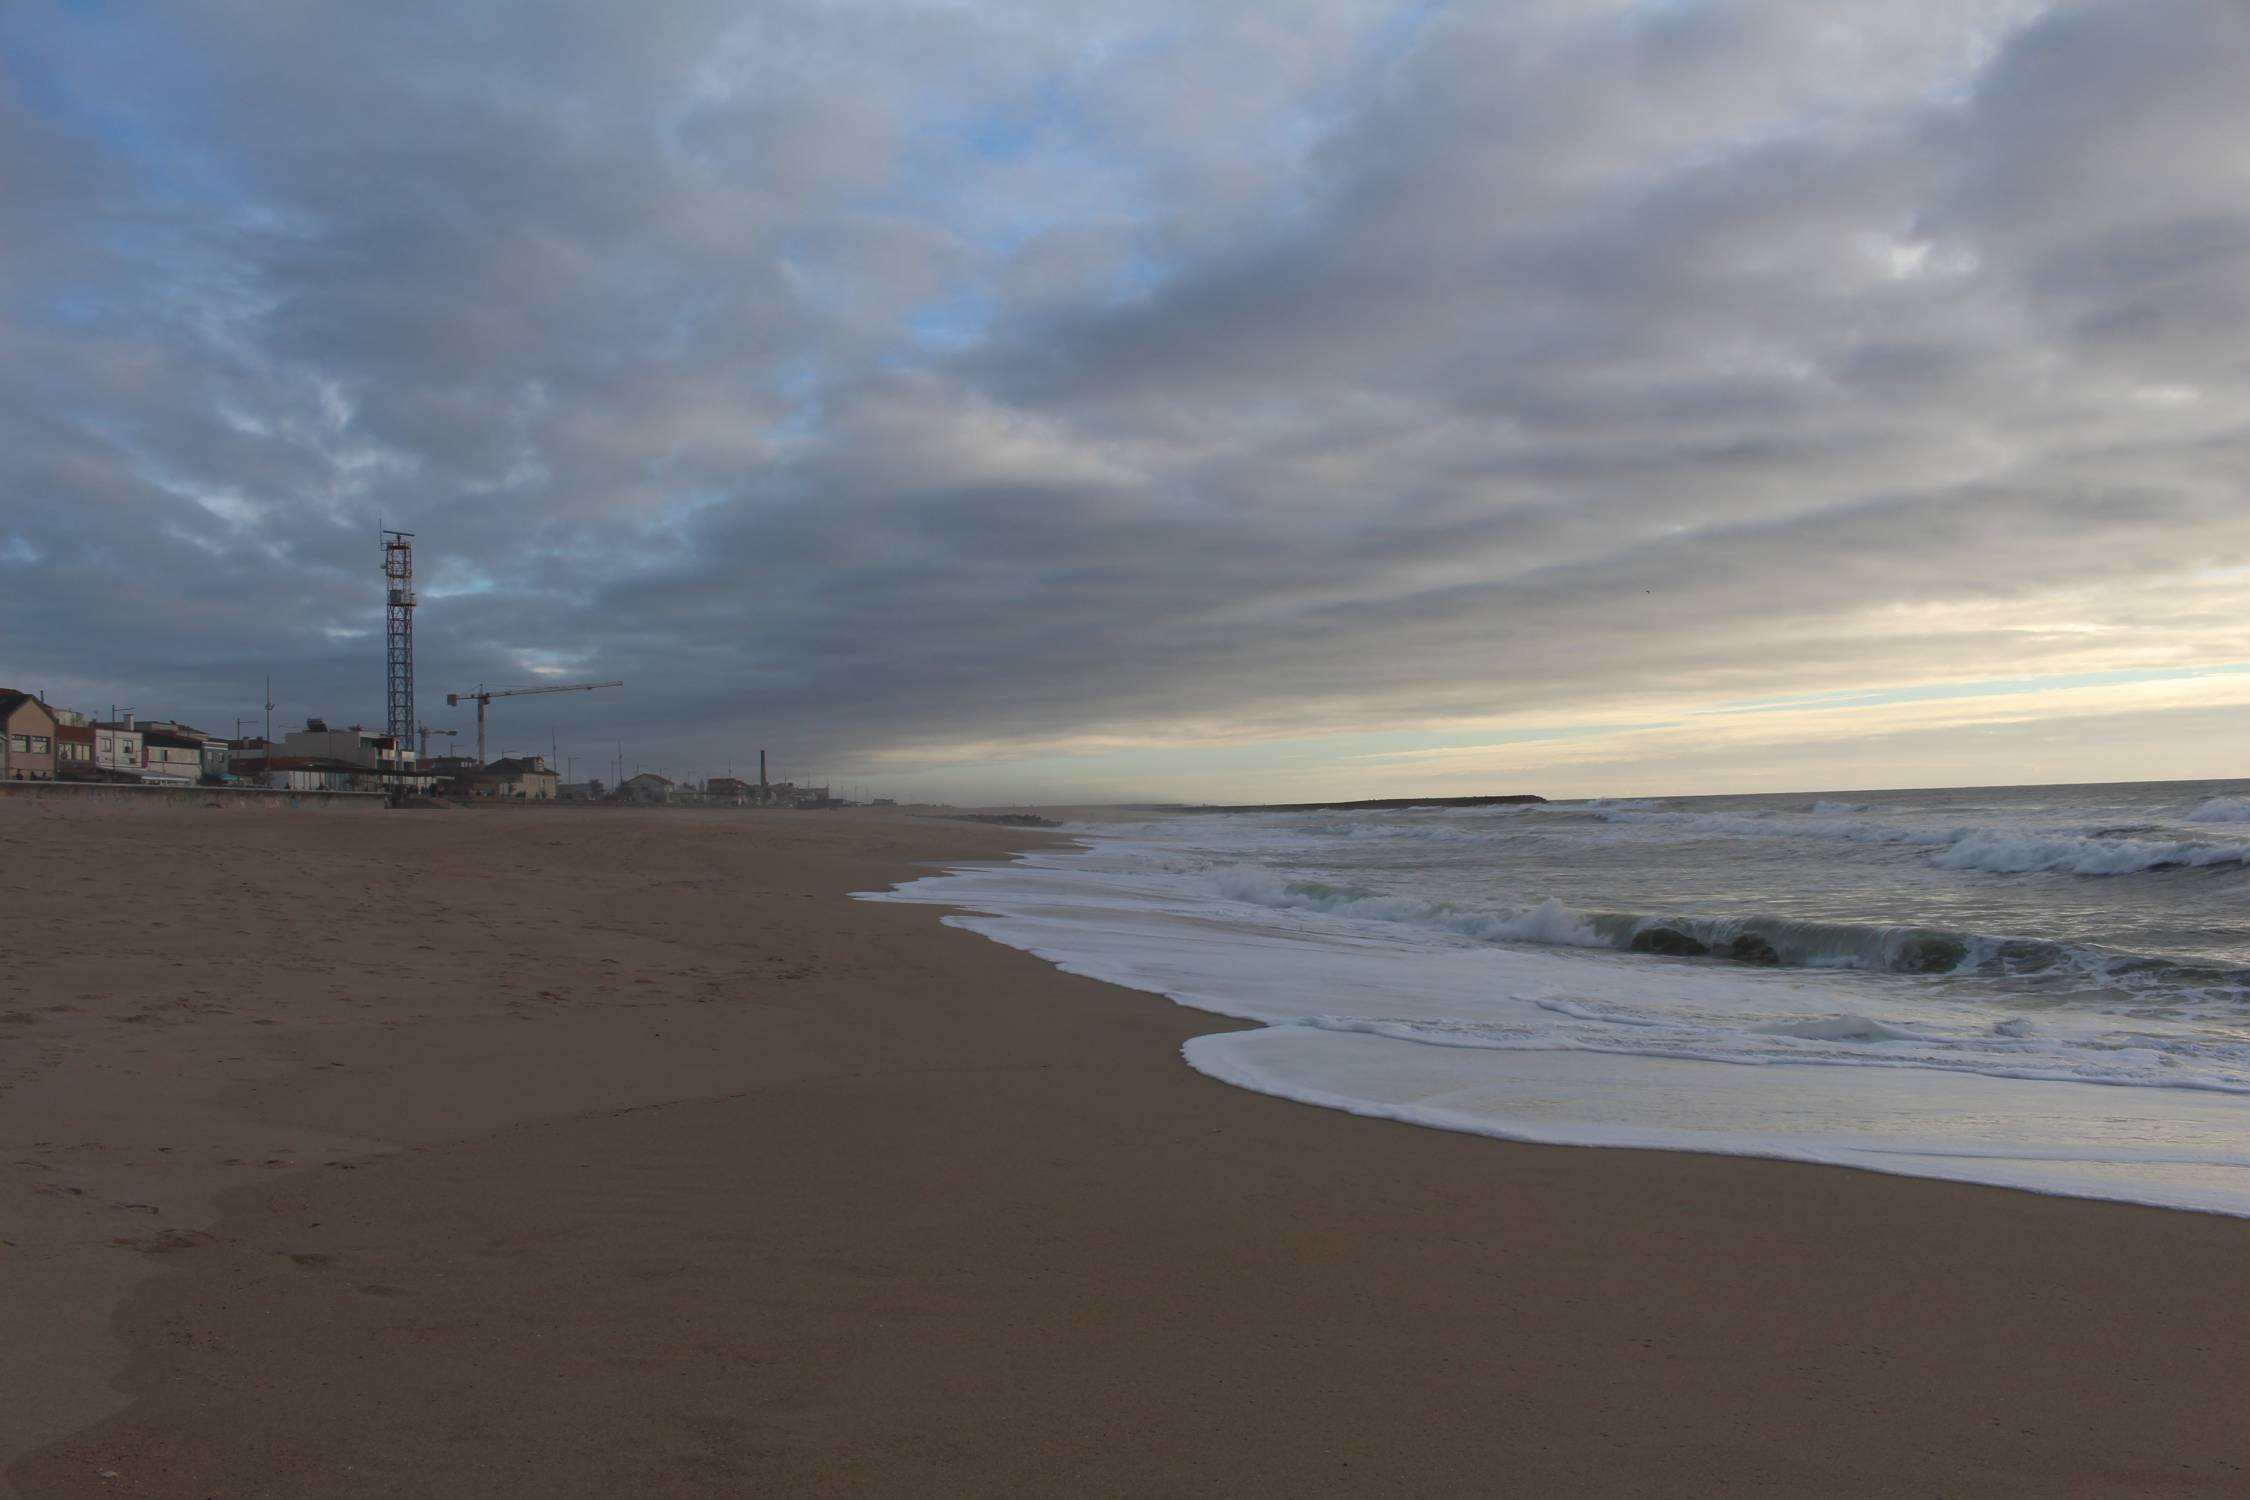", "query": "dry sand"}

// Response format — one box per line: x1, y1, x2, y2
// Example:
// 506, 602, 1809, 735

3, 801, 2246, 1497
